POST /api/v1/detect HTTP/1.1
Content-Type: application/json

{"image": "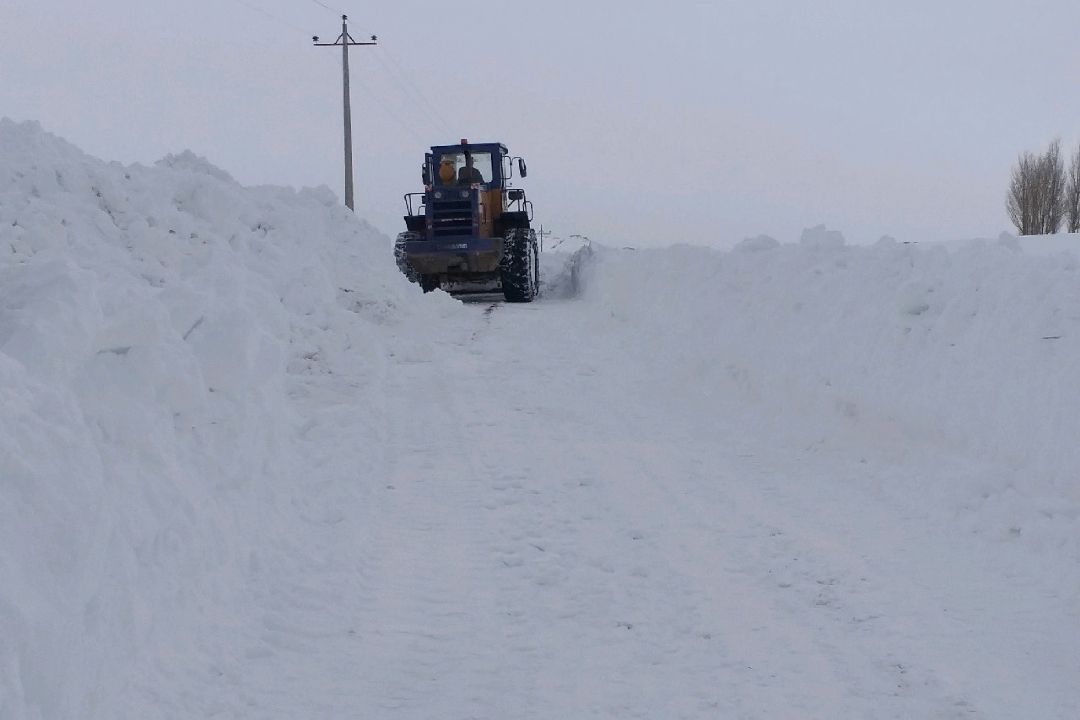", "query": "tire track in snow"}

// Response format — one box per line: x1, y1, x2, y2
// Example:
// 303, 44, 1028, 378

354, 304, 533, 717
223, 292, 1078, 719
464, 299, 1006, 718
